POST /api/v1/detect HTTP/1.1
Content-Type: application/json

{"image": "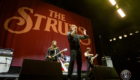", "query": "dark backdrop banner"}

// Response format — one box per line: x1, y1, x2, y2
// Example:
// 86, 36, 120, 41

0, 0, 97, 70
